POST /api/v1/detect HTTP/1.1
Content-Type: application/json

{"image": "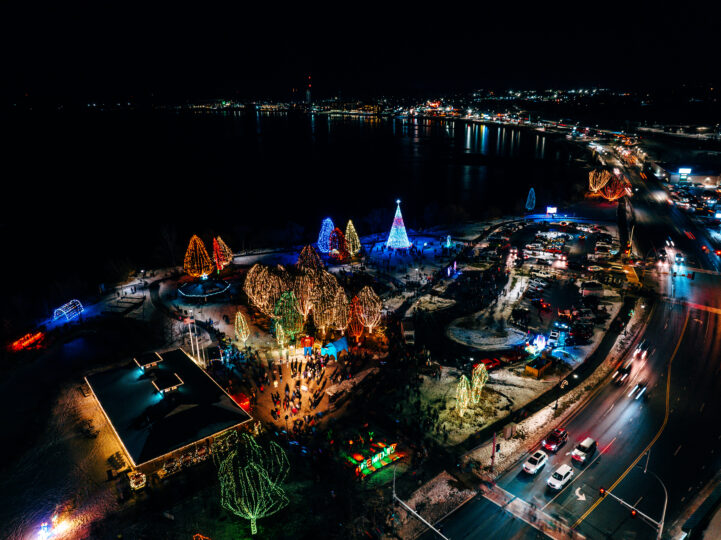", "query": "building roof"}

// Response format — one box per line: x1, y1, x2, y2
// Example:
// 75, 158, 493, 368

87, 348, 252, 466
